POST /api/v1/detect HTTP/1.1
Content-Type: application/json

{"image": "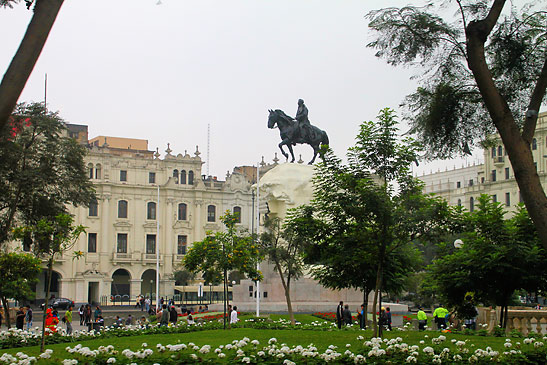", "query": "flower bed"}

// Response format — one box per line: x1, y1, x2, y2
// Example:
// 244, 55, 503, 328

2, 334, 547, 364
